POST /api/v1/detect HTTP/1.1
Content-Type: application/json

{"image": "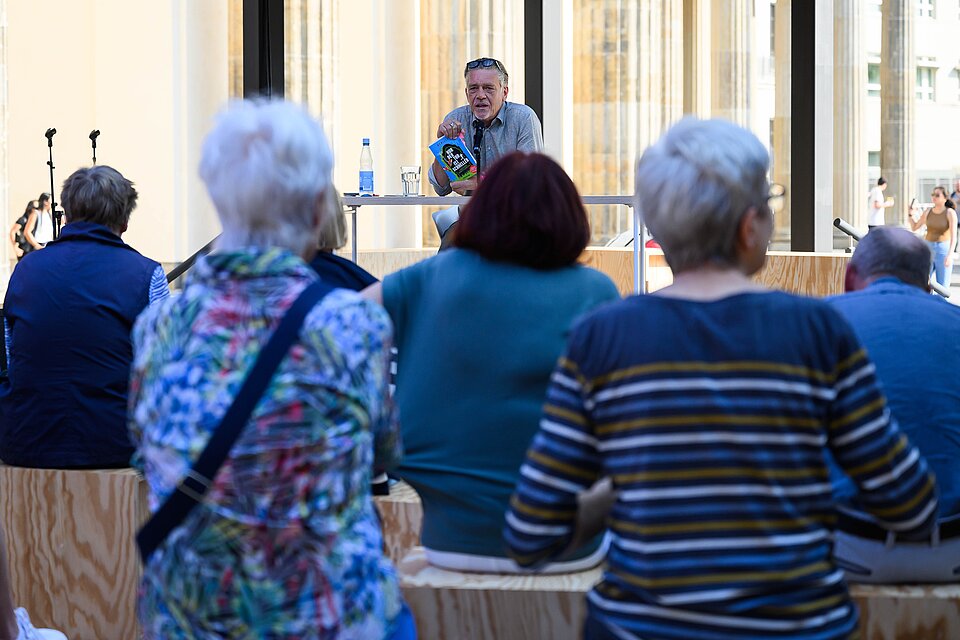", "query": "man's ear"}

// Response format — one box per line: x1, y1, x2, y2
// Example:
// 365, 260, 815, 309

844, 264, 863, 293
502, 84, 509, 100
